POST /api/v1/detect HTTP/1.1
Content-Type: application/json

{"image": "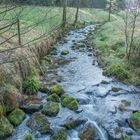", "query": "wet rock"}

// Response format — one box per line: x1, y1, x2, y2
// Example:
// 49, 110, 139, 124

39, 85, 50, 94
50, 128, 67, 140
47, 93, 60, 102
121, 100, 131, 107
128, 111, 140, 133
61, 50, 69, 55
101, 80, 109, 84
42, 102, 59, 117
0, 116, 13, 138
50, 85, 64, 96
112, 87, 122, 92
77, 97, 90, 105
8, 108, 26, 126
62, 117, 87, 129
118, 103, 127, 112
61, 95, 78, 111
79, 123, 95, 140
20, 104, 43, 114
24, 132, 32, 140
26, 112, 51, 134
